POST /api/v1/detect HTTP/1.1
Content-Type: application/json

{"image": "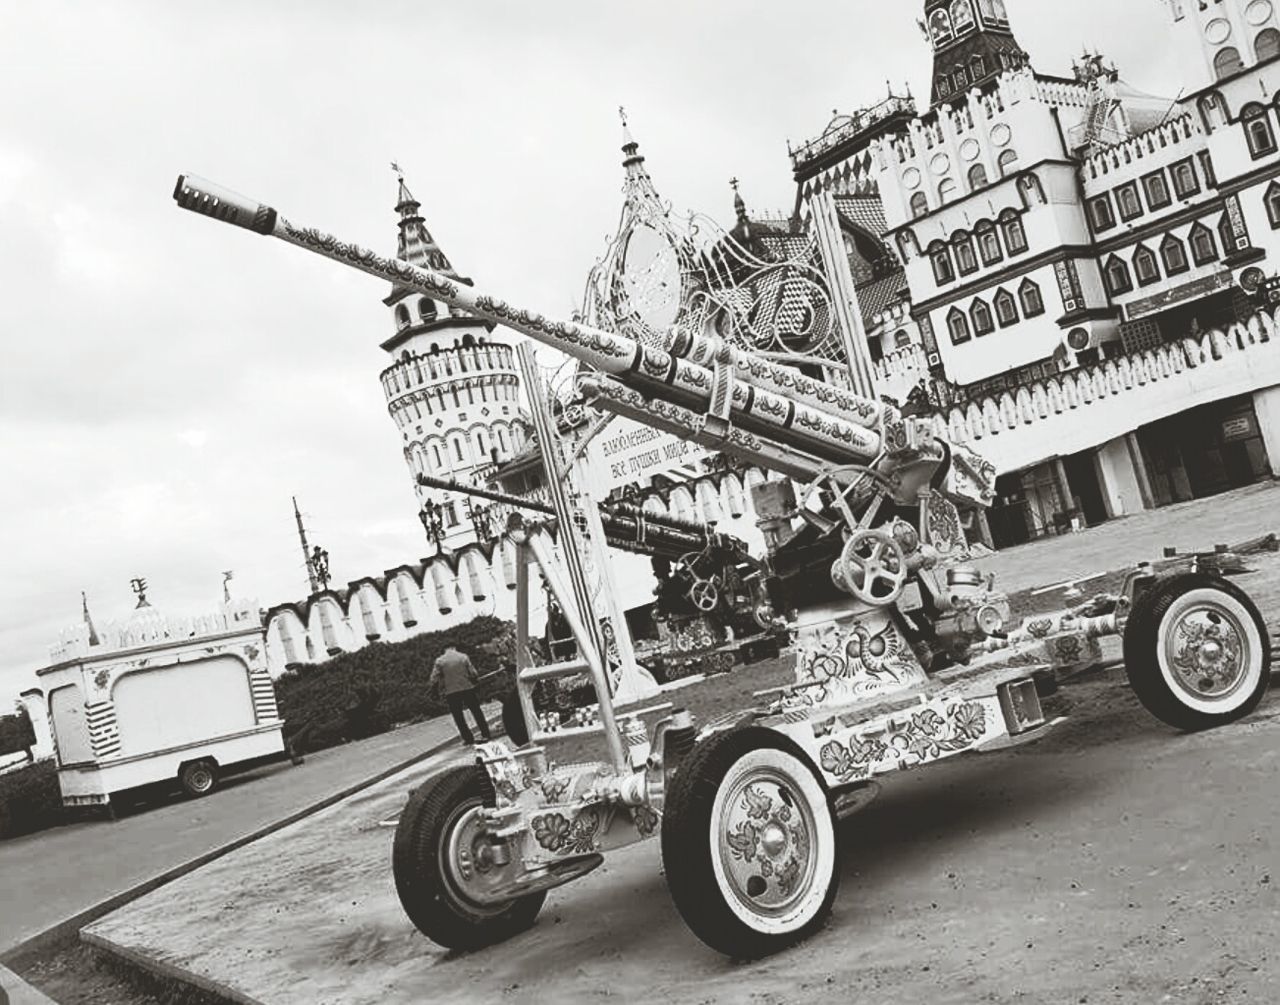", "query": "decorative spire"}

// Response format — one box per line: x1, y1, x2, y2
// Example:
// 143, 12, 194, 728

81, 590, 100, 647
130, 577, 150, 609
390, 163, 458, 277
222, 570, 234, 604
616, 107, 665, 219
730, 177, 748, 225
